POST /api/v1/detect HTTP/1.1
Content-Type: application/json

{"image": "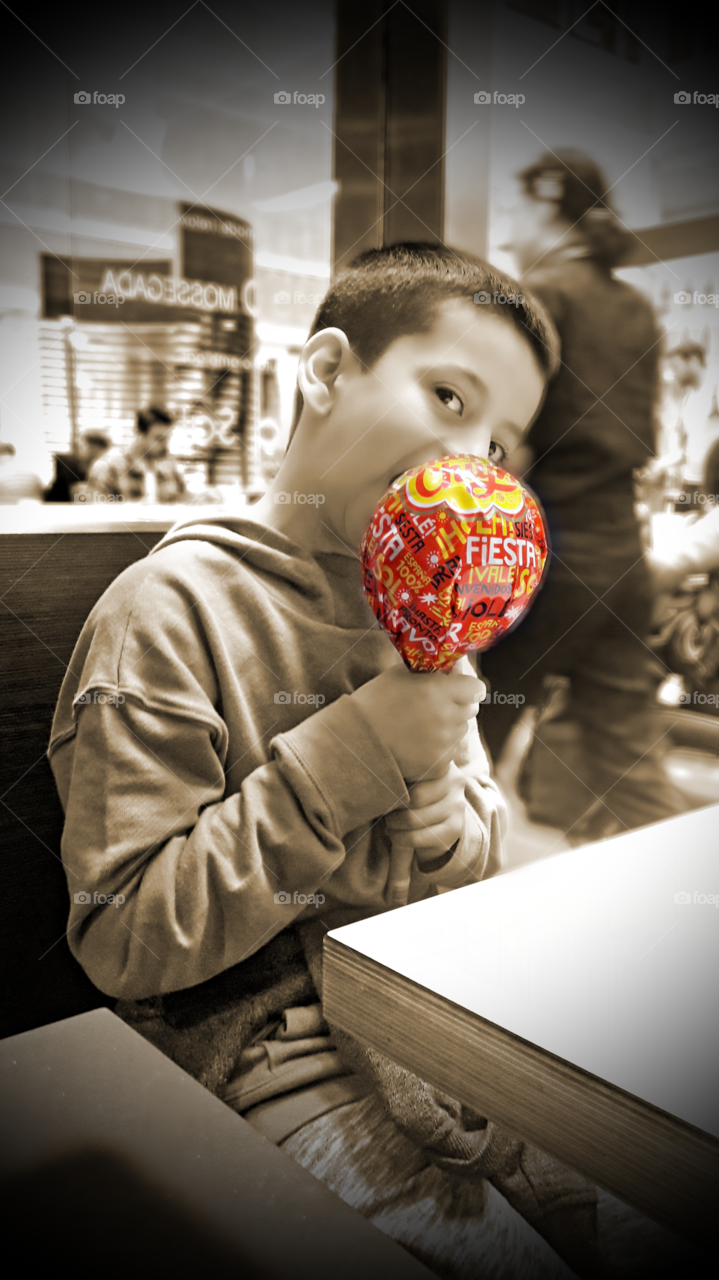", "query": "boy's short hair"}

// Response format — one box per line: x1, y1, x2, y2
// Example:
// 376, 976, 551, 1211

287, 242, 560, 445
